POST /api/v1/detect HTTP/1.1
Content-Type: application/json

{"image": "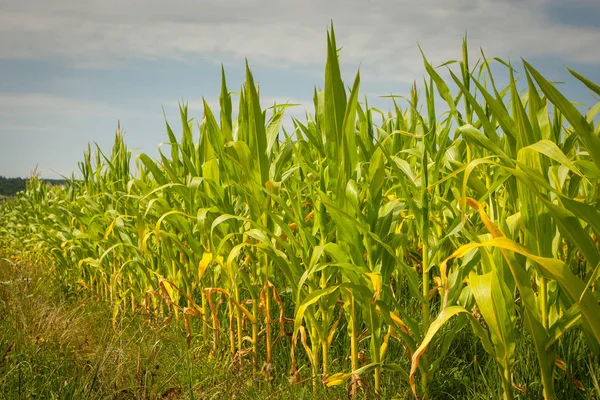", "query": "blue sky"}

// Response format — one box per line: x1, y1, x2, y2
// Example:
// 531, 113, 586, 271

1, 0, 600, 178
